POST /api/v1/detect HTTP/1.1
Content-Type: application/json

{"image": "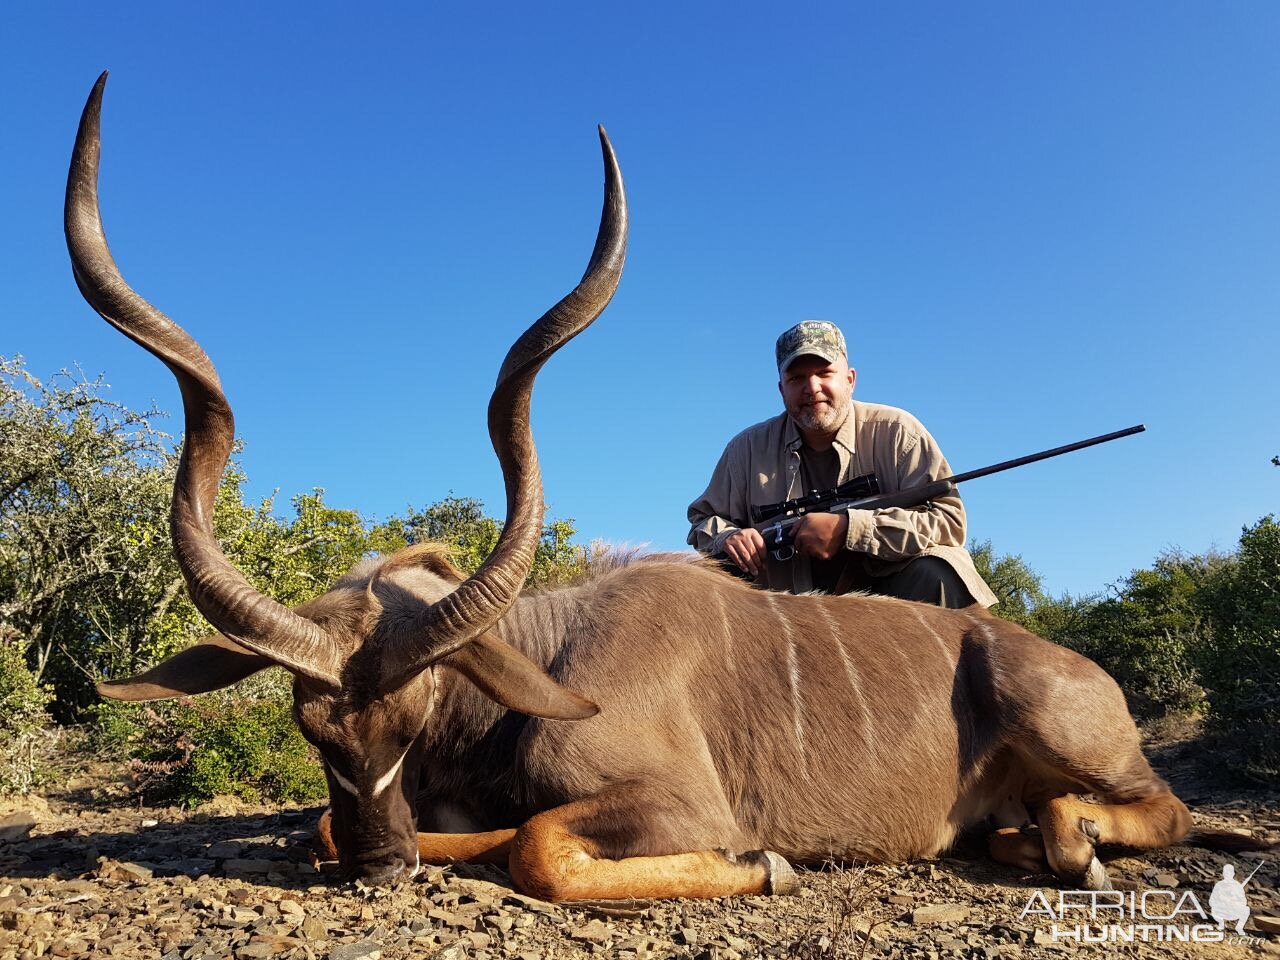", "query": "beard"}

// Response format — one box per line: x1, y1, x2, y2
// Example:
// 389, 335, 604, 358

790, 395, 851, 434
